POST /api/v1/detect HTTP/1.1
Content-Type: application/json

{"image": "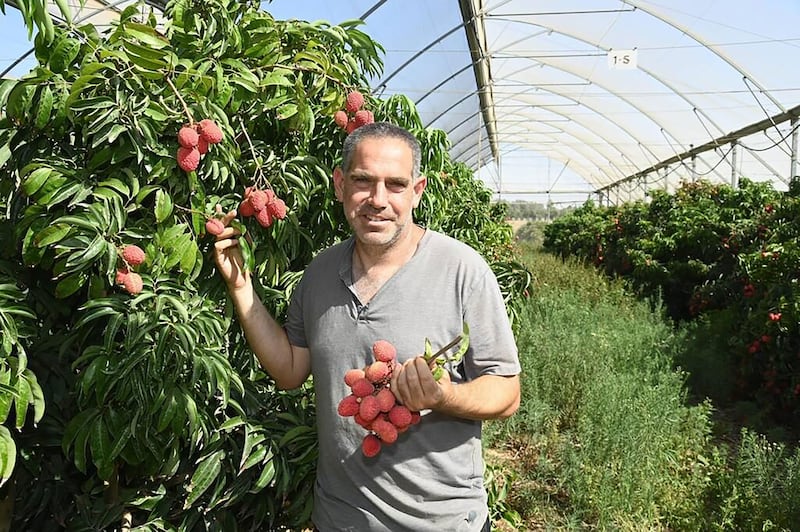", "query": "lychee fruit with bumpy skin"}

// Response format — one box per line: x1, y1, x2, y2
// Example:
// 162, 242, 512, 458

334, 110, 348, 129
354, 109, 374, 128
354, 413, 371, 429
197, 119, 223, 144
197, 137, 209, 155
372, 340, 397, 363
239, 198, 255, 217
177, 146, 200, 172
358, 395, 381, 422
248, 190, 270, 212
267, 197, 287, 220
388, 404, 413, 428
205, 218, 225, 236
344, 368, 366, 387
337, 394, 360, 417
365, 360, 391, 384
115, 267, 129, 285
362, 434, 381, 457
177, 126, 199, 148
350, 377, 374, 398
345, 91, 365, 113
122, 271, 143, 295
255, 208, 273, 228
375, 387, 396, 412
121, 245, 145, 266
371, 417, 398, 444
